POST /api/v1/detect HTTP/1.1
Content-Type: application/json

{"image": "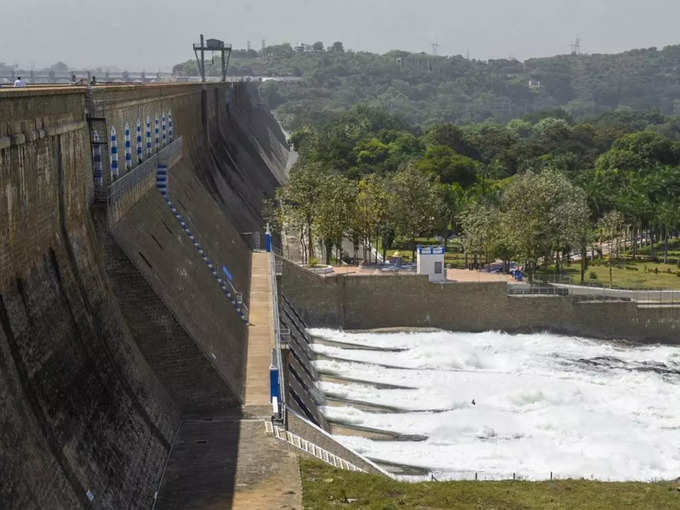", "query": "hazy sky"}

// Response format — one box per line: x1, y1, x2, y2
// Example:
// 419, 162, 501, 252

3, 0, 680, 71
